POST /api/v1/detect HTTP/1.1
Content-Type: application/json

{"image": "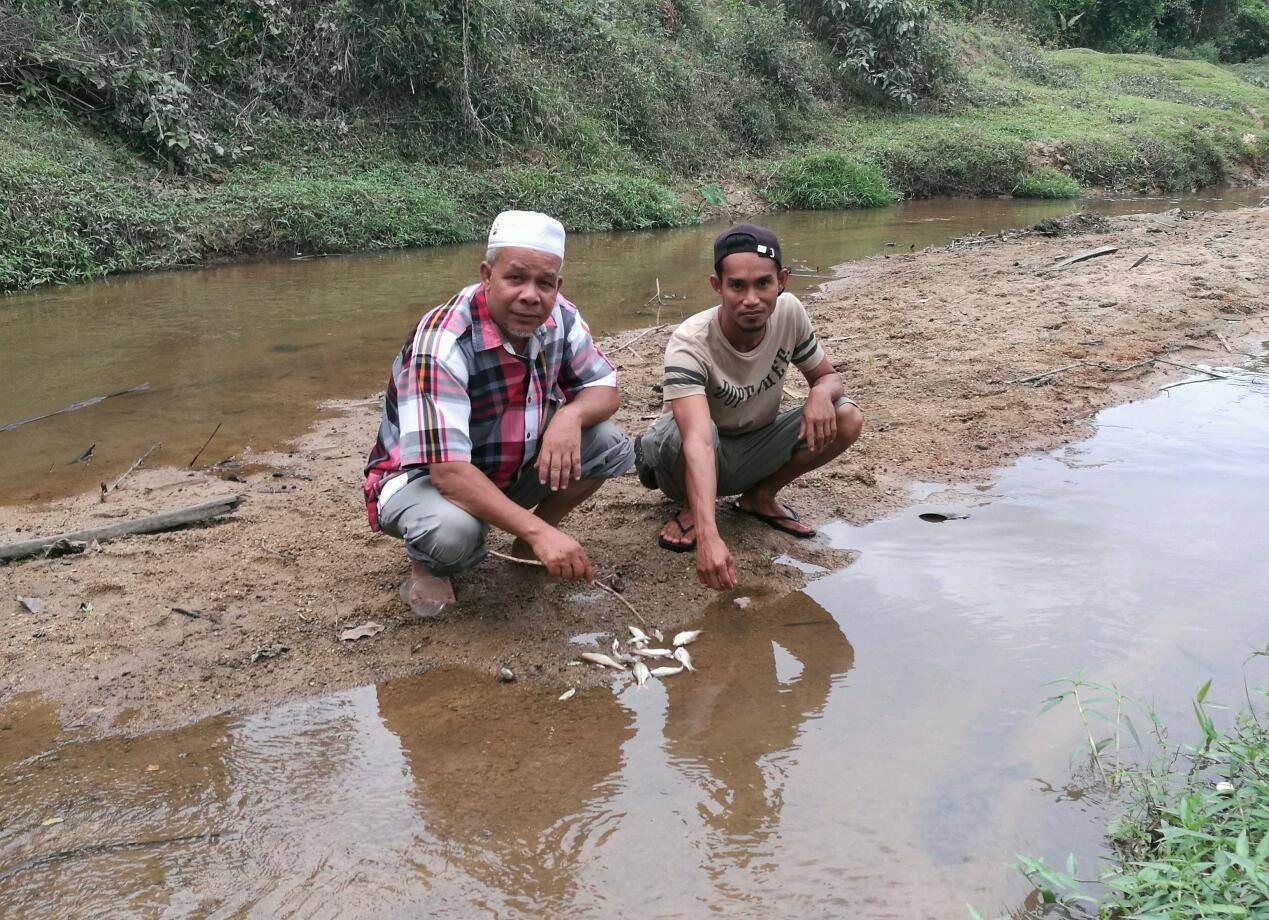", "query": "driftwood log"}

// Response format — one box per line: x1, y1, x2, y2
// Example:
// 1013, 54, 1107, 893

0, 496, 243, 564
